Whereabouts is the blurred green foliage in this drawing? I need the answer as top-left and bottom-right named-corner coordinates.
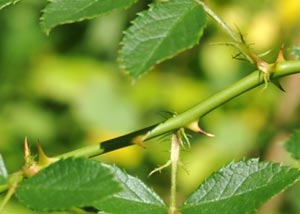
top-left (0, 0), bottom-right (300, 213)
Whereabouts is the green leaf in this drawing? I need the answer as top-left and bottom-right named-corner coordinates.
top-left (15, 158), bottom-right (122, 211)
top-left (285, 129), bottom-right (300, 161)
top-left (0, 154), bottom-right (8, 184)
top-left (41, 0), bottom-right (138, 34)
top-left (181, 159), bottom-right (300, 214)
top-left (93, 164), bottom-right (167, 214)
top-left (119, 0), bottom-right (207, 79)
top-left (0, 0), bottom-right (19, 10)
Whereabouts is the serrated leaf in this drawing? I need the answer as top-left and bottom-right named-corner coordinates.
top-left (181, 159), bottom-right (300, 214)
top-left (0, 0), bottom-right (20, 10)
top-left (41, 0), bottom-right (138, 34)
top-left (15, 158), bottom-right (122, 211)
top-left (119, 0), bottom-right (207, 78)
top-left (285, 129), bottom-right (300, 161)
top-left (93, 164), bottom-right (167, 214)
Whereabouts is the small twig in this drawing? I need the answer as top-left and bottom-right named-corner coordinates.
top-left (169, 133), bottom-right (181, 214)
top-left (148, 160), bottom-right (171, 177)
top-left (0, 172), bottom-right (23, 213)
top-left (147, 132), bottom-right (181, 214)
top-left (195, 0), bottom-right (240, 42)
top-left (195, 1), bottom-right (266, 66)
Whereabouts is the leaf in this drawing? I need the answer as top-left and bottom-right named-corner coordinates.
top-left (0, 0), bottom-right (20, 10)
top-left (181, 159), bottom-right (300, 214)
top-left (15, 158), bottom-right (122, 211)
top-left (41, 0), bottom-right (138, 34)
top-left (0, 154), bottom-right (8, 184)
top-left (285, 129), bottom-right (300, 161)
top-left (119, 0), bottom-right (207, 79)
top-left (93, 164), bottom-right (167, 214)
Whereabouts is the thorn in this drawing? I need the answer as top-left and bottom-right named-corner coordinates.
top-left (271, 79), bottom-right (285, 92)
top-left (37, 144), bottom-right (57, 167)
top-left (276, 45), bottom-right (286, 63)
top-left (23, 137), bottom-right (38, 177)
top-left (186, 121), bottom-right (215, 137)
top-left (24, 137), bottom-right (31, 164)
top-left (132, 135), bottom-right (146, 148)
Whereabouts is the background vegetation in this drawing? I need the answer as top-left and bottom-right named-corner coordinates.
top-left (0, 0), bottom-right (300, 213)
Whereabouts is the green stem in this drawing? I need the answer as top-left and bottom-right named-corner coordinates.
top-left (145, 60), bottom-right (300, 140)
top-left (57, 144), bottom-right (103, 159)
top-left (169, 134), bottom-right (180, 214)
top-left (53, 60), bottom-right (300, 158)
top-left (56, 125), bottom-right (157, 159)
top-left (0, 171), bottom-right (23, 212)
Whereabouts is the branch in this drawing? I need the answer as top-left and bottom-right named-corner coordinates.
top-left (57, 60), bottom-right (300, 159)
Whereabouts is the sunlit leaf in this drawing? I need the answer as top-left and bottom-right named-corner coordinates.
top-left (15, 158), bottom-right (121, 211)
top-left (181, 159), bottom-right (300, 214)
top-left (41, 0), bottom-right (138, 34)
top-left (94, 164), bottom-right (167, 214)
top-left (0, 0), bottom-right (20, 10)
top-left (119, 0), bottom-right (207, 78)
top-left (285, 129), bottom-right (300, 161)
